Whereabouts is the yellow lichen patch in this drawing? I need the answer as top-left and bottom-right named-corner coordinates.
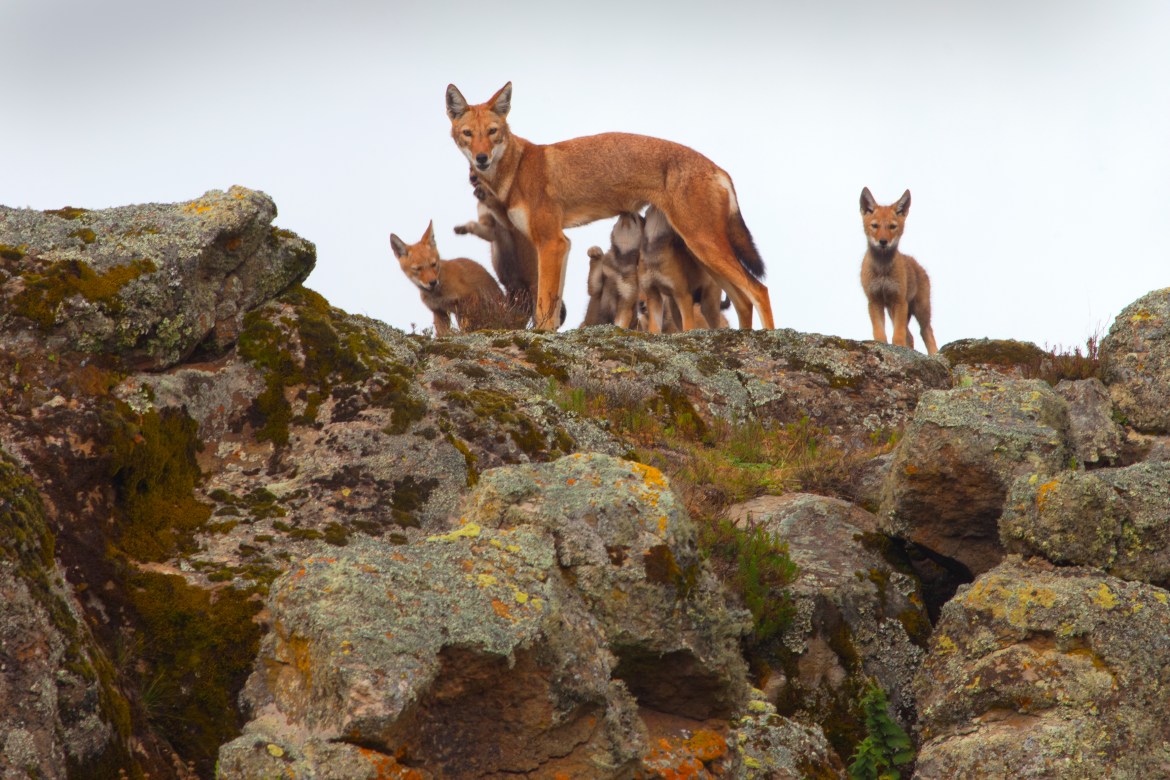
top-left (1155, 592), bottom-right (1169, 605)
top-left (477, 574), bottom-right (498, 588)
top-left (1037, 479), bottom-right (1060, 511)
top-left (935, 634), bottom-right (958, 655)
top-left (631, 461), bottom-right (668, 491)
top-left (1091, 583), bottom-right (1117, 610)
top-left (684, 730), bottom-right (728, 763)
top-left (427, 522), bottom-right (482, 542)
top-left (266, 743), bottom-right (285, 757)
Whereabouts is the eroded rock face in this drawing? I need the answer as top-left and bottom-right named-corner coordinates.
top-left (731, 494), bottom-right (927, 755)
top-left (220, 528), bottom-right (643, 779)
top-left (0, 453), bottom-right (128, 778)
top-left (221, 454), bottom-right (749, 778)
top-left (879, 379), bottom-right (1074, 578)
top-left (1000, 461), bottom-right (1170, 585)
top-left (729, 690), bottom-right (847, 779)
top-left (914, 556), bottom-right (1170, 779)
top-left (0, 187), bottom-right (314, 370)
top-left (463, 453), bottom-right (752, 721)
top-left (1100, 287), bottom-right (1170, 434)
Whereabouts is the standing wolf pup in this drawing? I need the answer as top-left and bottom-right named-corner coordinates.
top-left (859, 187), bottom-right (938, 354)
top-left (390, 221), bottom-right (507, 336)
top-left (445, 82), bottom-right (773, 331)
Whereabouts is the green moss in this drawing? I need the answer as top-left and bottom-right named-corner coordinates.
top-left (389, 475), bottom-right (438, 527)
top-left (239, 285), bottom-right (426, 443)
top-left (653, 385), bottom-right (708, 440)
top-left (514, 334), bottom-right (569, 381)
top-left (124, 570), bottom-right (261, 775)
top-left (642, 544), bottom-right (699, 599)
top-left (445, 387), bottom-right (549, 457)
top-left (105, 404), bottom-right (211, 562)
top-left (69, 227), bottom-right (97, 245)
top-left (446, 433), bottom-right (480, 486)
top-left (0, 243), bottom-right (28, 261)
top-left (323, 522), bottom-right (350, 546)
top-left (941, 338), bottom-right (1047, 368)
top-left (43, 206), bottom-right (89, 220)
top-left (12, 258), bottom-right (158, 329)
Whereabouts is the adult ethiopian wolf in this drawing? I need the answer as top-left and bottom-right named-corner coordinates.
top-left (445, 82), bottom-right (774, 331)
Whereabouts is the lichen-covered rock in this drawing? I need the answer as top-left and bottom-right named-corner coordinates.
top-left (1100, 287), bottom-right (1170, 433)
top-left (461, 327), bottom-right (951, 449)
top-left (0, 186), bottom-right (314, 370)
top-left (733, 494), bottom-right (927, 753)
top-left (222, 527), bottom-right (645, 779)
top-left (880, 379), bottom-right (1074, 577)
top-left (730, 691), bottom-right (847, 779)
top-left (0, 452), bottom-right (130, 778)
top-left (914, 556), bottom-right (1170, 779)
top-left (1000, 461), bottom-right (1170, 584)
top-left (464, 453), bottom-right (752, 720)
top-left (940, 338), bottom-right (1049, 383)
top-left (1053, 378), bottom-right (1124, 466)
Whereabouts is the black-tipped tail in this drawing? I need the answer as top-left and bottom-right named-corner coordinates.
top-left (728, 210), bottom-right (765, 281)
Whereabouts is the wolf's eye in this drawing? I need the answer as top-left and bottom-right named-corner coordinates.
top-left (888, 224), bottom-right (898, 230)
top-left (462, 129), bottom-right (472, 138)
top-left (487, 127), bottom-right (498, 136)
top-left (870, 223), bottom-right (879, 230)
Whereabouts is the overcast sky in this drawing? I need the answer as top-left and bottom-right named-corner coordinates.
top-left (4, 1), bottom-right (1168, 351)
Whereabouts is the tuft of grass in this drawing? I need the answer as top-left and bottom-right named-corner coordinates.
top-left (698, 517), bottom-right (798, 646)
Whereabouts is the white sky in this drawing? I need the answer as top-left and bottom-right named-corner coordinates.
top-left (4, 1), bottom-right (1168, 350)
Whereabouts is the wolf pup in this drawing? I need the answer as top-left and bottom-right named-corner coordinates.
top-left (390, 221), bottom-right (507, 336)
top-left (639, 205), bottom-right (726, 333)
top-left (455, 172), bottom-right (565, 328)
top-left (445, 82), bottom-right (773, 331)
top-left (581, 212), bottom-right (644, 327)
top-left (859, 187), bottom-right (938, 354)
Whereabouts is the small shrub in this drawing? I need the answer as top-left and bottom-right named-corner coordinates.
top-left (847, 680), bottom-right (914, 780)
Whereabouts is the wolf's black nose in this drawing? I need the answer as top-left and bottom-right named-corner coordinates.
top-left (475, 153), bottom-right (488, 165)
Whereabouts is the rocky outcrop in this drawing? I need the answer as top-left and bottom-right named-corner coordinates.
top-left (879, 379), bottom-right (1074, 578)
top-left (1100, 287), bottom-right (1170, 433)
top-left (914, 556), bottom-right (1170, 779)
top-left (220, 454), bottom-right (750, 777)
top-left (729, 494), bottom-right (928, 756)
top-left (1000, 461), bottom-right (1170, 584)
top-left (0, 187), bottom-right (314, 370)
top-left (9, 185), bottom-right (1170, 780)
top-left (1053, 378), bottom-right (1125, 466)
top-left (0, 452), bottom-right (131, 779)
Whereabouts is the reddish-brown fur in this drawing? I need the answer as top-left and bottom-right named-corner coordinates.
top-left (859, 187), bottom-right (938, 354)
top-left (581, 212), bottom-right (643, 328)
top-left (445, 82), bottom-right (773, 331)
top-left (390, 221), bottom-right (508, 336)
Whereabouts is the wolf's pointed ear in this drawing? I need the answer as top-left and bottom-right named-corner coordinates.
top-left (895, 190), bottom-right (911, 216)
top-left (489, 82), bottom-right (512, 118)
top-left (390, 233), bottom-right (407, 259)
top-left (860, 187), bottom-right (876, 214)
top-left (446, 84), bottom-right (469, 121)
top-left (423, 220), bottom-right (436, 247)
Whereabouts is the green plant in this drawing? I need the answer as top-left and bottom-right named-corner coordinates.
top-left (699, 518), bottom-right (798, 644)
top-left (848, 681), bottom-right (914, 780)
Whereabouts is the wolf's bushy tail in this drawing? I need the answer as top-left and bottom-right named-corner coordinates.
top-left (728, 211), bottom-right (765, 281)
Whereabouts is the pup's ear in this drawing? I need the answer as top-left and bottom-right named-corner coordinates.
top-left (446, 84), bottom-right (469, 121)
top-left (860, 187), bottom-right (876, 214)
top-left (489, 82), bottom-right (512, 118)
top-left (390, 233), bottom-right (407, 259)
top-left (424, 220), bottom-right (436, 247)
top-left (894, 190), bottom-right (911, 216)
